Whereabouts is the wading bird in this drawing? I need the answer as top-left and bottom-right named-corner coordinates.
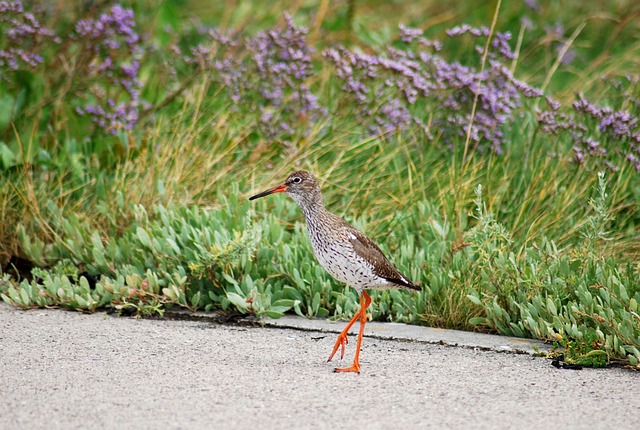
top-left (249, 171), bottom-right (419, 373)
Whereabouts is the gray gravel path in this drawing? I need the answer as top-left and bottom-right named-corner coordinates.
top-left (1, 303), bottom-right (637, 430)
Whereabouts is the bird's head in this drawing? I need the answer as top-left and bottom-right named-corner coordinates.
top-left (249, 170), bottom-right (322, 208)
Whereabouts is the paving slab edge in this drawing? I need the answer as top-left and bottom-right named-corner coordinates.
top-left (164, 310), bottom-right (551, 356)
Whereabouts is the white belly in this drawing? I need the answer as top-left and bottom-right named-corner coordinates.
top-left (309, 236), bottom-right (387, 289)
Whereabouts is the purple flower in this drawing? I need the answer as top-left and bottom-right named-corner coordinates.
top-left (373, 98), bottom-right (411, 134)
top-left (544, 23), bottom-right (564, 40)
top-left (399, 25), bottom-right (423, 43)
top-left (524, 0), bottom-right (541, 13)
top-left (0, 0), bottom-right (57, 76)
top-left (243, 14), bottom-right (325, 143)
top-left (324, 24), bottom-right (542, 151)
top-left (73, 5), bottom-right (144, 134)
top-left (446, 24), bottom-right (490, 38)
top-left (539, 83), bottom-right (640, 172)
top-left (558, 47), bottom-right (576, 65)
top-left (168, 14), bottom-right (325, 145)
top-left (521, 16), bottom-right (535, 31)
top-left (76, 5), bottom-right (138, 49)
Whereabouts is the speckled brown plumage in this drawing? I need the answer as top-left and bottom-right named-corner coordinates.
top-left (249, 170), bottom-right (419, 373)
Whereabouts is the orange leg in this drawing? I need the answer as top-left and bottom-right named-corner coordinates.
top-left (327, 305), bottom-right (362, 362)
top-left (333, 291), bottom-right (372, 374)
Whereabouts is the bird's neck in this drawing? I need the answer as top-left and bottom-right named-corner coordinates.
top-left (298, 198), bottom-right (329, 225)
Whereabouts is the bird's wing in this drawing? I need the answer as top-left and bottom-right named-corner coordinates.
top-left (344, 227), bottom-right (419, 290)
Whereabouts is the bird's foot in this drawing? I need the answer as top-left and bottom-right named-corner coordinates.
top-left (334, 362), bottom-right (360, 374)
top-left (327, 332), bottom-right (349, 362)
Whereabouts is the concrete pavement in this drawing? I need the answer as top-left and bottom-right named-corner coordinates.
top-left (1, 303), bottom-right (637, 429)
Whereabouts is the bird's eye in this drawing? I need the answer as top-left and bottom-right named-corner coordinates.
top-left (292, 177), bottom-right (302, 184)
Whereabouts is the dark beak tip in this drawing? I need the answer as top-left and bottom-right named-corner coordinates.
top-left (248, 184), bottom-right (287, 201)
top-left (248, 191), bottom-right (271, 201)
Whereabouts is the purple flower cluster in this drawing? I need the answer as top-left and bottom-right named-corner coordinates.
top-left (537, 80), bottom-right (640, 171)
top-left (446, 24), bottom-right (516, 60)
top-left (167, 24), bottom-right (244, 103)
top-left (245, 14), bottom-right (325, 144)
top-left (6, 1), bottom-right (635, 175)
top-left (0, 0), bottom-right (57, 77)
top-left (175, 27), bottom-right (236, 70)
top-left (324, 25), bottom-right (542, 152)
top-left (75, 5), bottom-right (139, 49)
top-left (172, 15), bottom-right (325, 146)
top-left (323, 46), bottom-right (424, 136)
top-left (74, 5), bottom-right (145, 134)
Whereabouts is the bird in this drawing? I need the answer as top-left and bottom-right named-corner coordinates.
top-left (249, 170), bottom-right (419, 373)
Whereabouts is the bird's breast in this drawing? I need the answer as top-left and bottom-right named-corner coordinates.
top-left (307, 226), bottom-right (386, 289)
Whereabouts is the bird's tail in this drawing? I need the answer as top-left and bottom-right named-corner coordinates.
top-left (384, 276), bottom-right (421, 291)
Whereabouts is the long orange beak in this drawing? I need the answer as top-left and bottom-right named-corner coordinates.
top-left (249, 184), bottom-right (288, 200)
